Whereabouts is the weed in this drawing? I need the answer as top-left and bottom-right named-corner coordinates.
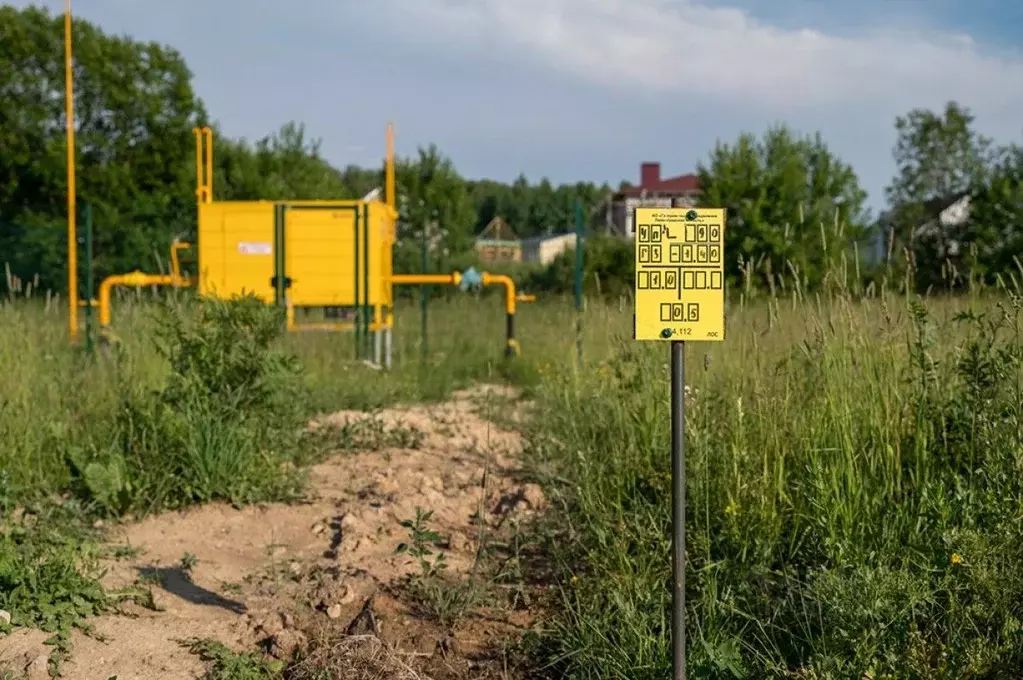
top-left (309, 416), bottom-right (426, 453)
top-left (179, 552), bottom-right (199, 573)
top-left (0, 293), bottom-right (559, 671)
top-left (183, 637), bottom-right (282, 680)
top-left (0, 507), bottom-right (110, 673)
top-left (528, 292), bottom-right (1023, 678)
top-left (395, 508), bottom-right (483, 626)
top-left (220, 582), bottom-right (244, 596)
top-left (396, 508), bottom-right (447, 577)
top-left (25, 286), bottom-right (1023, 676)
top-left (105, 544), bottom-right (143, 560)
top-left (136, 569), bottom-right (162, 587)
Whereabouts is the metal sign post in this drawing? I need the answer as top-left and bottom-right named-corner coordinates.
top-left (83, 202), bottom-right (94, 354)
top-left (633, 207), bottom-right (726, 680)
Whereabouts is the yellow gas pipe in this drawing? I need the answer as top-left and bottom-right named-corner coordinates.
top-left (390, 272), bottom-right (524, 357)
top-left (193, 127), bottom-right (213, 205)
top-left (481, 273), bottom-right (520, 356)
top-left (98, 271), bottom-right (184, 327)
top-left (170, 241), bottom-right (193, 285)
top-left (391, 273), bottom-right (463, 287)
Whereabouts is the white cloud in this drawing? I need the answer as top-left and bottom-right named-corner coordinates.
top-left (8, 0), bottom-right (1022, 207)
top-left (353, 0), bottom-right (1023, 121)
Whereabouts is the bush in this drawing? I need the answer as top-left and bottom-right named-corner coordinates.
top-left (68, 295), bottom-right (309, 515)
top-left (523, 234), bottom-right (633, 298)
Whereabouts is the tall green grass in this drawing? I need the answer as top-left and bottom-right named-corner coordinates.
top-left (5, 280), bottom-right (1023, 678)
top-left (1, 289), bottom-right (574, 668)
top-left (0, 289), bottom-right (602, 510)
top-left (528, 289), bottom-right (1023, 678)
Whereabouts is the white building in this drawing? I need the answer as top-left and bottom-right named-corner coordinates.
top-left (520, 233), bottom-right (578, 265)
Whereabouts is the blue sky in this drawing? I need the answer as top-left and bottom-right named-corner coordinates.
top-left (12, 0), bottom-right (1023, 215)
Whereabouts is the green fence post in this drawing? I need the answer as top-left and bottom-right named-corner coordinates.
top-left (362, 203), bottom-right (371, 359)
top-left (420, 223), bottom-right (429, 363)
top-left (84, 202), bottom-right (94, 354)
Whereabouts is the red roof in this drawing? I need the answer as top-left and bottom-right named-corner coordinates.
top-left (615, 162), bottom-right (701, 198)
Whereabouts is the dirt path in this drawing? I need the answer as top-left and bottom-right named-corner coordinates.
top-left (0, 385), bottom-right (543, 680)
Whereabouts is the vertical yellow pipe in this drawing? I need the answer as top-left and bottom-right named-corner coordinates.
top-left (385, 122), bottom-right (395, 210)
top-left (204, 127), bottom-right (213, 201)
top-left (64, 0), bottom-right (78, 340)
top-left (193, 128), bottom-right (203, 206)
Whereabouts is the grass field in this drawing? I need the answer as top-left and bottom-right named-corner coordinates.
top-left (3, 284), bottom-right (1023, 678)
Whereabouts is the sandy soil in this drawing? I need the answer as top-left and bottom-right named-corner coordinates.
top-left (0, 384), bottom-right (543, 680)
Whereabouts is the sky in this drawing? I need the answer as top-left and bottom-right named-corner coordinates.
top-left (11, 0), bottom-right (1023, 215)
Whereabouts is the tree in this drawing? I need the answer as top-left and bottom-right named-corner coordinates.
top-left (697, 125), bottom-right (869, 291)
top-left (0, 4), bottom-right (646, 296)
top-left (0, 5), bottom-right (387, 293)
top-left (958, 144), bottom-right (1023, 283)
top-left (213, 122), bottom-right (363, 202)
top-left (466, 176), bottom-right (611, 241)
top-left (883, 102), bottom-right (993, 287)
top-left (394, 145), bottom-right (476, 266)
top-left (0, 5), bottom-right (204, 289)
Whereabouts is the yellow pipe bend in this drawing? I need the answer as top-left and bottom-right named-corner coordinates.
top-left (170, 242), bottom-right (193, 285)
top-left (98, 271), bottom-right (181, 327)
top-left (387, 270), bottom-right (521, 356)
top-left (481, 272), bottom-right (516, 315)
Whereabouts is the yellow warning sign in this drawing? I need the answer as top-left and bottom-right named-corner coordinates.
top-left (634, 207), bottom-right (725, 342)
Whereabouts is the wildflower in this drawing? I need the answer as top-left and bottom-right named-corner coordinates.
top-left (950, 553), bottom-right (962, 565)
top-left (724, 500), bottom-right (738, 516)
top-left (570, 575), bottom-right (579, 585)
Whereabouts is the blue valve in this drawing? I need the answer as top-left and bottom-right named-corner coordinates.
top-left (459, 266), bottom-right (483, 292)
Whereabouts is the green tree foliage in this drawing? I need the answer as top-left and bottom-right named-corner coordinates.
top-left (212, 122), bottom-right (362, 202)
top-left (527, 234), bottom-right (633, 297)
top-left (883, 102), bottom-right (994, 288)
top-left (0, 4), bottom-right (612, 294)
top-left (396, 145), bottom-right (476, 254)
top-left (8, 6), bottom-right (1019, 300)
top-left (467, 175), bottom-right (611, 239)
top-left (697, 125), bottom-right (870, 290)
top-left (960, 144), bottom-right (1023, 283)
top-left (0, 5), bottom-right (204, 288)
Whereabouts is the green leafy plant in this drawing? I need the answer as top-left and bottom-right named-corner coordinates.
top-left (394, 508), bottom-right (485, 626)
top-left (396, 508), bottom-right (447, 578)
top-left (183, 638), bottom-right (283, 680)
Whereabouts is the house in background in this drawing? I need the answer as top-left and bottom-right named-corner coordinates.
top-left (605, 162), bottom-right (702, 237)
top-left (876, 192), bottom-right (973, 262)
top-left (912, 193), bottom-right (972, 258)
top-left (474, 217), bottom-right (522, 263)
top-left (521, 232), bottom-right (578, 266)
top-left (475, 216), bottom-right (580, 266)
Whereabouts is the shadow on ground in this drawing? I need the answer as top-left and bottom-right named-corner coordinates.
top-left (137, 565), bottom-right (247, 614)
